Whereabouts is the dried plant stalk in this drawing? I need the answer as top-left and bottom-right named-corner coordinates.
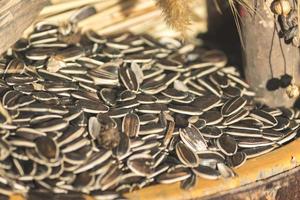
top-left (156, 0), bottom-right (195, 37)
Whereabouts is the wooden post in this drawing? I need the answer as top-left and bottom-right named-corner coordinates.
top-left (0, 0), bottom-right (49, 55)
top-left (241, 0), bottom-right (300, 107)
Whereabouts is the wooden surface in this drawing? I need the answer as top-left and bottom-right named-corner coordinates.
top-left (125, 137), bottom-right (300, 200)
top-left (8, 137), bottom-right (300, 200)
top-left (202, 165), bottom-right (300, 200)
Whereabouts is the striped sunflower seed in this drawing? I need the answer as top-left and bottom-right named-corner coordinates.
top-left (122, 113), bottom-right (140, 138)
top-left (216, 134), bottom-right (238, 156)
top-left (175, 142), bottom-right (199, 167)
top-left (180, 124), bottom-right (207, 153)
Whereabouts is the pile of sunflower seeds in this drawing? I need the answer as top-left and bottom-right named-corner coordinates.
top-left (0, 20), bottom-right (299, 200)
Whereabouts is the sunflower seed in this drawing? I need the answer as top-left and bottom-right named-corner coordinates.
top-left (190, 95), bottom-right (221, 111)
top-left (77, 99), bottom-right (109, 114)
top-left (157, 167), bottom-right (191, 184)
top-left (192, 165), bottom-right (221, 180)
top-left (226, 152), bottom-right (247, 168)
top-left (69, 6), bottom-right (97, 24)
top-left (137, 104), bottom-right (168, 114)
top-left (225, 128), bottom-right (262, 138)
top-left (276, 129), bottom-right (298, 145)
top-left (176, 142), bottom-right (199, 167)
top-left (113, 132), bottom-right (130, 159)
top-left (242, 145), bottom-right (276, 159)
top-left (74, 150), bottom-right (112, 174)
top-left (180, 125), bottom-right (207, 152)
top-left (229, 118), bottom-right (263, 131)
top-left (33, 118), bottom-right (68, 132)
top-left (35, 136), bottom-right (59, 161)
top-left (180, 172), bottom-right (196, 190)
top-left (99, 88), bottom-right (118, 106)
top-left (127, 153), bottom-right (154, 176)
top-left (0, 21), bottom-right (298, 197)
top-left (162, 88), bottom-right (188, 100)
top-left (119, 65), bottom-right (139, 92)
top-left (237, 137), bottom-right (275, 148)
top-left (199, 111), bottom-right (223, 125)
top-left (221, 96), bottom-right (247, 117)
top-left (250, 110), bottom-right (278, 127)
top-left (201, 126), bottom-right (223, 138)
top-left (122, 113), bottom-right (140, 138)
top-left (169, 104), bottom-right (203, 116)
top-left (217, 162), bottom-right (235, 178)
top-left (223, 109), bottom-right (249, 126)
top-left (216, 135), bottom-right (238, 156)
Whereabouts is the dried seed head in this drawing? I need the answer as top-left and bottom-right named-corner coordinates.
top-left (46, 56), bottom-right (66, 73)
top-left (59, 21), bottom-right (75, 36)
top-left (286, 83), bottom-right (300, 98)
top-left (59, 30), bottom-right (82, 44)
top-left (271, 0), bottom-right (291, 16)
top-left (98, 127), bottom-right (120, 149)
top-left (156, 0), bottom-right (193, 37)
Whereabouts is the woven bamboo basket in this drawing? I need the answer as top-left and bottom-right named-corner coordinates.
top-left (5, 0), bottom-right (300, 200)
top-left (25, 0), bottom-right (207, 37)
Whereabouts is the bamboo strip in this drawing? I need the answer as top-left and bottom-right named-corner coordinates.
top-left (93, 0), bottom-right (149, 12)
top-left (40, 0), bottom-right (104, 18)
top-left (38, 0), bottom-right (148, 24)
top-left (0, 0), bottom-right (10, 8)
top-left (39, 0), bottom-right (120, 22)
top-left (79, 0), bottom-right (155, 28)
top-left (127, 16), bottom-right (169, 35)
top-left (49, 0), bottom-right (66, 4)
top-left (23, 0), bottom-right (206, 37)
top-left (23, 0), bottom-right (154, 36)
top-left (118, 14), bottom-right (178, 37)
top-left (96, 9), bottom-right (161, 35)
top-left (79, 4), bottom-right (157, 31)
